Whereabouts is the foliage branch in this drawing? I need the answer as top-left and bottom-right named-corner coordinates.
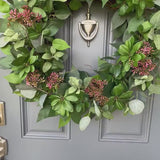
top-left (0, 0), bottom-right (160, 131)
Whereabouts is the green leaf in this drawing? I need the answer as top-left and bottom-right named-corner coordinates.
top-left (113, 65), bottom-right (121, 77)
top-left (5, 33), bottom-right (19, 42)
top-left (93, 100), bottom-right (101, 117)
top-left (39, 94), bottom-right (47, 107)
top-left (115, 101), bottom-right (124, 110)
top-left (150, 10), bottom-right (160, 28)
top-left (5, 73), bottom-right (22, 84)
top-left (13, 0), bottom-right (27, 8)
top-left (155, 0), bottom-right (160, 6)
top-left (138, 21), bottom-right (152, 33)
top-left (68, 87), bottom-right (77, 94)
top-left (54, 0), bottom-right (67, 2)
top-left (55, 4), bottom-right (71, 20)
top-left (20, 90), bottom-right (37, 99)
top-left (65, 95), bottom-right (78, 102)
top-left (12, 56), bottom-right (26, 66)
top-left (42, 53), bottom-right (53, 60)
top-left (37, 106), bottom-right (51, 122)
top-left (68, 77), bottom-right (82, 89)
top-left (59, 116), bottom-right (71, 128)
top-left (64, 100), bottom-right (73, 112)
top-left (119, 91), bottom-right (133, 99)
top-left (132, 54), bottom-right (142, 62)
top-left (14, 40), bottom-right (25, 50)
top-left (123, 61), bottom-right (130, 72)
top-left (69, 0), bottom-right (82, 10)
top-left (0, 18), bottom-right (8, 33)
top-left (103, 111), bottom-right (113, 119)
top-left (52, 39), bottom-right (70, 50)
top-left (29, 56), bottom-right (38, 64)
top-left (0, 55), bottom-right (14, 69)
top-left (112, 83), bottom-right (125, 96)
top-left (148, 84), bottom-right (160, 95)
top-left (44, 0), bottom-right (53, 13)
top-left (141, 83), bottom-right (146, 91)
top-left (119, 4), bottom-right (128, 16)
top-left (54, 103), bottom-right (66, 116)
top-left (83, 77), bottom-right (92, 88)
top-left (68, 67), bottom-right (80, 78)
top-left (119, 55), bottom-right (129, 63)
top-left (76, 103), bottom-right (84, 112)
top-left (0, 36), bottom-right (9, 47)
top-left (15, 84), bottom-right (33, 90)
top-left (118, 44), bottom-right (129, 55)
top-left (57, 83), bottom-right (69, 96)
top-left (130, 41), bottom-right (143, 55)
top-left (154, 34), bottom-right (160, 50)
top-left (102, 0), bottom-right (109, 7)
top-left (51, 99), bottom-right (60, 107)
top-left (53, 52), bottom-right (64, 60)
top-left (125, 36), bottom-right (135, 50)
top-left (4, 28), bottom-right (15, 37)
top-left (28, 0), bottom-right (37, 7)
top-left (0, 0), bottom-right (10, 13)
top-left (134, 79), bottom-right (145, 86)
top-left (32, 7), bottom-right (46, 17)
top-left (71, 111), bottom-right (81, 124)
top-left (79, 116), bottom-right (91, 131)
top-left (42, 62), bottom-right (52, 73)
top-left (127, 17), bottom-right (144, 33)
top-left (29, 32), bottom-right (40, 40)
top-left (46, 19), bottom-right (64, 36)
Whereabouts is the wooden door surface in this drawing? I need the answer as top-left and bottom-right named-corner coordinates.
top-left (0, 2), bottom-right (160, 160)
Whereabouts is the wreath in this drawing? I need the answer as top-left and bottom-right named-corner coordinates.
top-left (0, 0), bottom-right (160, 131)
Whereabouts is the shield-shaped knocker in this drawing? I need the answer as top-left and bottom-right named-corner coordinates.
top-left (79, 7), bottom-right (99, 47)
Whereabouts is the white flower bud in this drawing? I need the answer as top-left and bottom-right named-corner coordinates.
top-left (129, 99), bottom-right (145, 115)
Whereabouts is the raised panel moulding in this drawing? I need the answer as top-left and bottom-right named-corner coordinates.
top-left (20, 98), bottom-right (70, 140)
top-left (99, 95), bottom-right (154, 143)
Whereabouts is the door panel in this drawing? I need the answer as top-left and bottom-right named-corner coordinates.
top-left (99, 95), bottom-right (153, 143)
top-left (21, 100), bottom-right (70, 140)
top-left (71, 4), bottom-right (115, 74)
top-left (1, 2), bottom-right (160, 160)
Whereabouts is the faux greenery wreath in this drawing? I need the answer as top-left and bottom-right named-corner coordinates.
top-left (0, 0), bottom-right (160, 131)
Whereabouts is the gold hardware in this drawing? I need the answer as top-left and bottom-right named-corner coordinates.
top-left (0, 137), bottom-right (7, 158)
top-left (0, 102), bottom-right (5, 126)
top-left (79, 7), bottom-right (98, 47)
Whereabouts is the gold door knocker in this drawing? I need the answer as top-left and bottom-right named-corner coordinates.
top-left (79, 7), bottom-right (99, 47)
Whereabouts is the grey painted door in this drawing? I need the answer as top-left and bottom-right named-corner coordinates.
top-left (1, 3), bottom-right (160, 160)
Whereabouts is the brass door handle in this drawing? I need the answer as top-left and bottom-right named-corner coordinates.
top-left (0, 102), bottom-right (5, 126)
top-left (0, 137), bottom-right (7, 158)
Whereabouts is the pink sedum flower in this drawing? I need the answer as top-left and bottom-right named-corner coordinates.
top-left (131, 42), bottom-right (156, 76)
top-left (137, 42), bottom-right (154, 56)
top-left (46, 72), bottom-right (63, 90)
top-left (85, 79), bottom-right (108, 106)
top-left (131, 59), bottom-right (156, 76)
top-left (26, 70), bottom-right (43, 87)
top-left (8, 5), bottom-right (42, 27)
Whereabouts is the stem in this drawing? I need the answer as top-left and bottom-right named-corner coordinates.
top-left (33, 86), bottom-right (49, 94)
top-left (136, 90), bottom-right (139, 99)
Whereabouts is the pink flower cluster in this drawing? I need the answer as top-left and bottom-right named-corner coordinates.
top-left (131, 42), bottom-right (156, 76)
top-left (8, 5), bottom-right (42, 27)
top-left (85, 79), bottom-right (108, 106)
top-left (137, 42), bottom-right (154, 55)
top-left (46, 72), bottom-right (63, 90)
top-left (131, 59), bottom-right (156, 76)
top-left (26, 70), bottom-right (43, 87)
